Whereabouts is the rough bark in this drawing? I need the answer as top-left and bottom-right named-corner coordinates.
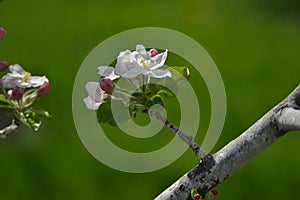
top-left (155, 84), bottom-right (300, 200)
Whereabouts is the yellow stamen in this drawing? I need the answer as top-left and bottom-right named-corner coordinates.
top-left (22, 71), bottom-right (31, 82)
top-left (140, 59), bottom-right (149, 70)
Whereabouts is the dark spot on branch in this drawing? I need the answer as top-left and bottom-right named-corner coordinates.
top-left (240, 139), bottom-right (249, 150)
top-left (179, 184), bottom-right (185, 192)
top-left (198, 185), bottom-right (208, 197)
top-left (187, 154), bottom-right (215, 179)
top-left (165, 120), bottom-right (170, 126)
top-left (295, 93), bottom-right (300, 107)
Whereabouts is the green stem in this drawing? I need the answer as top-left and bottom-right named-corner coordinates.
top-left (145, 75), bottom-right (151, 92)
top-left (142, 75), bottom-right (145, 92)
top-left (0, 105), bottom-right (14, 109)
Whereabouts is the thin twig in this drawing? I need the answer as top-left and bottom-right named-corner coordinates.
top-left (149, 110), bottom-right (207, 159)
top-left (0, 119), bottom-right (19, 139)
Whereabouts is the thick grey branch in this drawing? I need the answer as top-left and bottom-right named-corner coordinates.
top-left (149, 110), bottom-right (207, 159)
top-left (275, 107), bottom-right (300, 131)
top-left (155, 84), bottom-right (300, 200)
top-left (0, 119), bottom-right (19, 139)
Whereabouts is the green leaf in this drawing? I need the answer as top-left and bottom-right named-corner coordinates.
top-left (131, 91), bottom-right (150, 98)
top-left (22, 89), bottom-right (38, 108)
top-left (143, 94), bottom-right (165, 111)
top-left (31, 107), bottom-right (51, 118)
top-left (169, 66), bottom-right (190, 88)
top-left (0, 105), bottom-right (14, 109)
top-left (157, 86), bottom-right (175, 98)
top-left (151, 94), bottom-right (164, 106)
top-left (170, 66), bottom-right (190, 80)
top-left (129, 104), bottom-right (139, 118)
top-left (97, 100), bottom-right (128, 126)
top-left (0, 94), bottom-right (11, 104)
top-left (97, 102), bottom-right (116, 126)
top-left (191, 189), bottom-right (198, 199)
top-left (147, 83), bottom-right (176, 98)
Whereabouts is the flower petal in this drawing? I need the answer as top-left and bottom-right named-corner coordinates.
top-left (121, 66), bottom-right (148, 78)
top-left (1, 75), bottom-right (18, 88)
top-left (149, 49), bottom-right (168, 70)
top-left (147, 69), bottom-right (172, 78)
top-left (9, 64), bottom-right (24, 73)
top-left (83, 96), bottom-right (101, 110)
top-left (115, 50), bottom-right (141, 78)
top-left (8, 71), bottom-right (23, 78)
top-left (135, 44), bottom-right (150, 60)
top-left (27, 76), bottom-right (49, 88)
top-left (98, 66), bottom-right (119, 80)
top-left (85, 81), bottom-right (103, 103)
top-left (15, 80), bottom-right (31, 88)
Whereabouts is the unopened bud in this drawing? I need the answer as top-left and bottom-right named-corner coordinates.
top-left (150, 48), bottom-right (159, 57)
top-left (11, 87), bottom-right (24, 99)
top-left (99, 78), bottom-right (115, 92)
top-left (38, 81), bottom-right (50, 95)
top-left (207, 189), bottom-right (219, 199)
top-left (210, 189), bottom-right (218, 196)
top-left (0, 61), bottom-right (9, 72)
top-left (194, 193), bottom-right (202, 200)
top-left (0, 27), bottom-right (7, 40)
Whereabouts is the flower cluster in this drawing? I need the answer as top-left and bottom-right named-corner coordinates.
top-left (84, 44), bottom-right (190, 126)
top-left (1, 64), bottom-right (49, 92)
top-left (84, 44), bottom-right (171, 110)
top-left (0, 27), bottom-right (50, 132)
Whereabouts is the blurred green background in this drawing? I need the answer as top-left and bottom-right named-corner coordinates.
top-left (1, 0), bottom-right (300, 199)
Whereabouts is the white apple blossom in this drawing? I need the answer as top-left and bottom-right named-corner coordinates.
top-left (83, 82), bottom-right (105, 110)
top-left (114, 44), bottom-right (171, 79)
top-left (2, 64), bottom-right (49, 88)
top-left (98, 66), bottom-right (120, 80)
top-left (84, 67), bottom-right (120, 110)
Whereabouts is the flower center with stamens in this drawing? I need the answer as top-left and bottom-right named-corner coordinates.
top-left (140, 59), bottom-right (150, 70)
top-left (22, 71), bottom-right (31, 82)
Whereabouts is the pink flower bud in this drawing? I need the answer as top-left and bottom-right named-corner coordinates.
top-left (0, 27), bottom-right (7, 40)
top-left (38, 81), bottom-right (50, 95)
top-left (210, 189), bottom-right (218, 196)
top-left (0, 61), bottom-right (9, 72)
top-left (150, 48), bottom-right (159, 57)
top-left (194, 193), bottom-right (202, 200)
top-left (99, 78), bottom-right (115, 92)
top-left (11, 87), bottom-right (24, 99)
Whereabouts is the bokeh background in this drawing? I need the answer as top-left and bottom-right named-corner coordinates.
top-left (1, 0), bottom-right (300, 199)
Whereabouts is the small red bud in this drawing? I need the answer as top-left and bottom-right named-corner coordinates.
top-left (194, 194), bottom-right (202, 200)
top-left (150, 48), bottom-right (159, 57)
top-left (210, 189), bottom-right (218, 196)
top-left (38, 81), bottom-right (50, 95)
top-left (11, 87), bottom-right (24, 99)
top-left (99, 78), bottom-right (115, 92)
top-left (0, 61), bottom-right (9, 72)
top-left (0, 27), bottom-right (7, 40)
